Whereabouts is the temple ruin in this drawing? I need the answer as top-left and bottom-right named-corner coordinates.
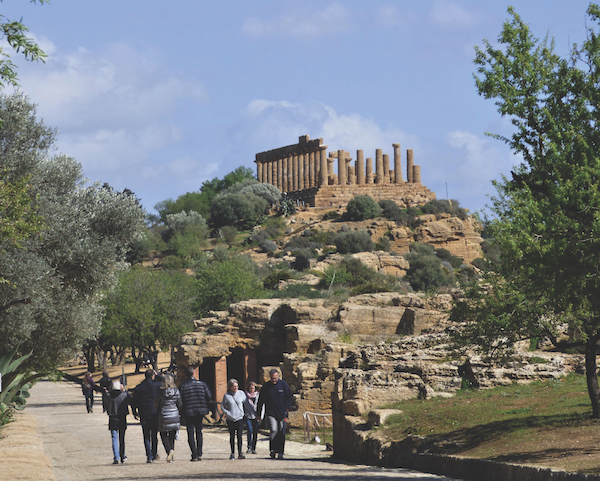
top-left (255, 135), bottom-right (436, 208)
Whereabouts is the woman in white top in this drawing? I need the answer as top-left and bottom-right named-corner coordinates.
top-left (221, 378), bottom-right (255, 459)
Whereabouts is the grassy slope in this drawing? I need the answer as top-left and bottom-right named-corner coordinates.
top-left (379, 373), bottom-right (600, 474)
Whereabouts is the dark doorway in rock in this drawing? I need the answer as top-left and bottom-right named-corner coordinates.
top-left (199, 357), bottom-right (216, 398)
top-left (227, 347), bottom-right (246, 387)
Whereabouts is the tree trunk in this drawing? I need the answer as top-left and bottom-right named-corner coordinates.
top-left (83, 345), bottom-right (96, 373)
top-left (585, 333), bottom-right (600, 418)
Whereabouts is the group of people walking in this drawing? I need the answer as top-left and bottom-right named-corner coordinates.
top-left (84, 366), bottom-right (292, 464)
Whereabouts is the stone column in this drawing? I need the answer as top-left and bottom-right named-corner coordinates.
top-left (277, 158), bottom-right (283, 190)
top-left (286, 155), bottom-right (293, 192)
top-left (366, 157), bottom-right (374, 184)
top-left (393, 143), bottom-right (403, 183)
top-left (272, 161), bottom-right (277, 187)
top-left (308, 152), bottom-right (315, 188)
top-left (356, 150), bottom-right (365, 185)
top-left (337, 149), bottom-right (347, 185)
top-left (267, 160), bottom-right (272, 185)
top-left (348, 165), bottom-right (355, 185)
top-left (413, 165), bottom-right (421, 184)
top-left (383, 154), bottom-right (390, 184)
top-left (375, 149), bottom-right (384, 184)
top-left (319, 146), bottom-right (328, 186)
top-left (292, 154), bottom-right (298, 191)
top-left (303, 153), bottom-right (309, 189)
top-left (298, 154), bottom-right (305, 190)
top-left (407, 149), bottom-right (414, 183)
top-left (257, 161), bottom-right (263, 184)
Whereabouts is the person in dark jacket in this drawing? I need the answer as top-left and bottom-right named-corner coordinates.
top-left (107, 380), bottom-right (132, 464)
top-left (98, 370), bottom-right (112, 413)
top-left (156, 373), bottom-right (182, 462)
top-left (132, 369), bottom-right (162, 463)
top-left (257, 369), bottom-right (293, 460)
top-left (178, 365), bottom-right (212, 461)
top-left (82, 372), bottom-right (96, 413)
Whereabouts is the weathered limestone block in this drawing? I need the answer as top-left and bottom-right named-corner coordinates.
top-left (338, 304), bottom-right (406, 336)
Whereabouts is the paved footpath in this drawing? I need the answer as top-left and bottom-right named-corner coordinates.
top-left (27, 379), bottom-right (461, 481)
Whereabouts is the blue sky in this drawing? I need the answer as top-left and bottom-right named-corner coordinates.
top-left (2, 1), bottom-right (595, 215)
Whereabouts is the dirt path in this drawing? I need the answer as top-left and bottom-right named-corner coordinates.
top-left (27, 379), bottom-right (460, 481)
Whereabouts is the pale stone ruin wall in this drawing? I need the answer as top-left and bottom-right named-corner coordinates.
top-left (254, 135), bottom-right (435, 208)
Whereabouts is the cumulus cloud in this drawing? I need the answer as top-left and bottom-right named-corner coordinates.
top-left (8, 41), bottom-right (210, 209)
top-left (241, 3), bottom-right (351, 38)
top-left (233, 99), bottom-right (416, 159)
top-left (430, 0), bottom-right (481, 28)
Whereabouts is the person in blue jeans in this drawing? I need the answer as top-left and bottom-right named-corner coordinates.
top-left (257, 369), bottom-right (293, 460)
top-left (245, 381), bottom-right (260, 454)
top-left (132, 369), bottom-right (163, 463)
top-left (107, 380), bottom-right (132, 464)
top-left (178, 365), bottom-right (212, 461)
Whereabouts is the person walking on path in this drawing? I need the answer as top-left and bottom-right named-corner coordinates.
top-left (156, 373), bottom-right (182, 463)
top-left (245, 381), bottom-right (261, 454)
top-left (98, 369), bottom-right (112, 413)
top-left (132, 369), bottom-right (163, 463)
top-left (221, 379), bottom-right (255, 460)
top-left (82, 372), bottom-right (96, 413)
top-left (257, 369), bottom-right (293, 460)
top-left (178, 365), bottom-right (212, 462)
top-left (107, 380), bottom-right (132, 464)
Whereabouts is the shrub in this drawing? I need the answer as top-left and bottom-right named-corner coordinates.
top-left (269, 283), bottom-right (324, 299)
top-left (334, 230), bottom-right (374, 254)
top-left (263, 264), bottom-right (293, 289)
top-left (378, 200), bottom-right (412, 226)
top-left (408, 242), bottom-right (435, 256)
top-left (435, 248), bottom-right (463, 268)
top-left (309, 229), bottom-right (337, 246)
top-left (239, 183), bottom-right (282, 205)
top-left (420, 199), bottom-right (468, 220)
top-left (163, 210), bottom-right (208, 243)
top-left (375, 236), bottom-right (391, 252)
top-left (404, 244), bottom-right (454, 292)
top-left (322, 210), bottom-right (340, 221)
top-left (259, 239), bottom-right (277, 253)
top-left (220, 225), bottom-right (238, 246)
top-left (346, 195), bottom-right (382, 221)
top-left (293, 252), bottom-right (312, 271)
top-left (169, 224), bottom-right (208, 257)
top-left (210, 192), bottom-right (267, 228)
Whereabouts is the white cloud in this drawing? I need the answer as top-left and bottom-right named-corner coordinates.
top-left (430, 0), bottom-right (480, 28)
top-left (242, 3), bottom-right (351, 38)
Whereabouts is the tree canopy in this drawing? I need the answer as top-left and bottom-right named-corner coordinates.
top-left (0, 93), bottom-right (146, 370)
top-left (0, 0), bottom-right (48, 89)
top-left (452, 4), bottom-right (600, 417)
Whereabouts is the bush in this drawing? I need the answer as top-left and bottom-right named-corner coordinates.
top-left (378, 200), bottom-right (414, 227)
top-left (322, 210), bottom-right (340, 221)
top-left (220, 225), bottom-right (238, 246)
top-left (263, 264), bottom-right (293, 289)
top-left (239, 183), bottom-right (282, 205)
top-left (169, 224), bottom-right (208, 257)
top-left (163, 210), bottom-right (208, 243)
top-left (293, 252), bottom-right (312, 271)
top-left (375, 236), bottom-right (391, 252)
top-left (259, 239), bottom-right (277, 253)
top-left (346, 195), bottom-right (382, 221)
top-left (404, 243), bottom-right (454, 292)
top-left (269, 283), bottom-right (324, 299)
top-left (421, 199), bottom-right (468, 220)
top-left (435, 248), bottom-right (463, 268)
top-left (210, 192), bottom-right (267, 228)
top-left (334, 230), bottom-right (374, 254)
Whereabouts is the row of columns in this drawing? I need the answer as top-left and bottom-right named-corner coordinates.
top-left (256, 143), bottom-right (421, 192)
top-left (256, 146), bottom-right (329, 192)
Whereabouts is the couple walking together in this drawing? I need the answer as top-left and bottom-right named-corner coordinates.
top-left (221, 369), bottom-right (292, 460)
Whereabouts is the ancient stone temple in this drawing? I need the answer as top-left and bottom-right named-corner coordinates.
top-left (255, 135), bottom-right (436, 208)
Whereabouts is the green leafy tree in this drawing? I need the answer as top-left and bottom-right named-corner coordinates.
top-left (0, 93), bottom-right (145, 370)
top-left (346, 195), bottom-right (381, 221)
top-left (195, 254), bottom-right (264, 315)
top-left (100, 267), bottom-right (196, 372)
top-left (452, 5), bottom-right (600, 417)
top-left (0, 1), bottom-right (48, 89)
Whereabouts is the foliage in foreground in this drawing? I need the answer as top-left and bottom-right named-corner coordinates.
top-left (452, 4), bottom-right (600, 418)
